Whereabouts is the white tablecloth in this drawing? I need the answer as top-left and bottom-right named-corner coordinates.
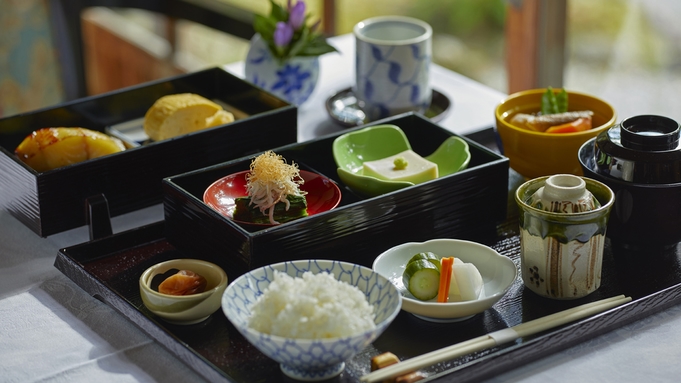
top-left (2, 34), bottom-right (681, 383)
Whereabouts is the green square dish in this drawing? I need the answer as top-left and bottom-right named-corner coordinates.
top-left (332, 124), bottom-right (471, 197)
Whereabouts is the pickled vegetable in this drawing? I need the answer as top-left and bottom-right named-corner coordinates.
top-left (437, 257), bottom-right (454, 303)
top-left (402, 260), bottom-right (440, 300)
top-left (407, 252), bottom-right (441, 271)
top-left (449, 263), bottom-right (483, 301)
top-left (158, 270), bottom-right (207, 296)
top-left (14, 127), bottom-right (125, 172)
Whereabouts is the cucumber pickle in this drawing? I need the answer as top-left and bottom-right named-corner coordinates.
top-left (402, 259), bottom-right (440, 300)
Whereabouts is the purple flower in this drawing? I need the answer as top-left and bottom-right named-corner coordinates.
top-left (273, 21), bottom-right (294, 47)
top-left (288, 1), bottom-right (306, 30)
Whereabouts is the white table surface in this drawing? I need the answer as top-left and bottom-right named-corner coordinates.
top-left (2, 34), bottom-right (681, 383)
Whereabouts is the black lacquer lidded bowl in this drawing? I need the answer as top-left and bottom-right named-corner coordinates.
top-left (579, 115), bottom-right (681, 249)
top-left (593, 115), bottom-right (681, 183)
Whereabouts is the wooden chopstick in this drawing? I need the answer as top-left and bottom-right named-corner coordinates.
top-left (360, 294), bottom-right (632, 382)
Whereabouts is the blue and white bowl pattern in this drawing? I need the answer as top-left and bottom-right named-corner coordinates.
top-left (222, 259), bottom-right (402, 381)
top-left (245, 34), bottom-right (320, 106)
top-left (355, 43), bottom-right (431, 121)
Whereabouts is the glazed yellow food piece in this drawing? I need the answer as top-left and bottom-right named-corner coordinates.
top-left (15, 127), bottom-right (126, 172)
top-left (362, 150), bottom-right (438, 184)
top-left (143, 93), bottom-right (235, 141)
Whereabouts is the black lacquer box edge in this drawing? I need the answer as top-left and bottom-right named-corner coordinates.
top-left (0, 67), bottom-right (297, 237)
top-left (162, 113), bottom-right (510, 281)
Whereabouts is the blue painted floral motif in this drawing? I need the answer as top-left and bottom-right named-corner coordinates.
top-left (245, 34), bottom-right (319, 105)
top-left (388, 62), bottom-right (402, 84)
top-left (272, 63), bottom-right (311, 97)
top-left (356, 39), bottom-right (431, 121)
top-left (221, 259), bottom-right (402, 381)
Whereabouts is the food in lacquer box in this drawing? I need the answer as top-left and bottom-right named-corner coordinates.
top-left (143, 93), bottom-right (234, 141)
top-left (157, 269), bottom-right (208, 296)
top-left (247, 271), bottom-right (376, 339)
top-left (14, 127), bottom-right (126, 172)
top-left (232, 151), bottom-right (308, 225)
top-left (402, 252), bottom-right (483, 303)
top-left (510, 87), bottom-right (594, 133)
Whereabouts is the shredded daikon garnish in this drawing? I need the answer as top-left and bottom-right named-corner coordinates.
top-left (245, 151), bottom-right (306, 224)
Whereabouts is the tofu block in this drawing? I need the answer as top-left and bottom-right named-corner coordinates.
top-left (362, 150), bottom-right (438, 184)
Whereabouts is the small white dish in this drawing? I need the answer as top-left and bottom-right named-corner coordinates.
top-left (373, 239), bottom-right (517, 322)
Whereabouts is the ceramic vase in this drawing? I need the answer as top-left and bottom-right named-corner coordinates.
top-left (516, 175), bottom-right (614, 300)
top-left (244, 34), bottom-right (319, 106)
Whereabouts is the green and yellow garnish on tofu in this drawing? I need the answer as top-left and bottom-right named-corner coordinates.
top-left (393, 156), bottom-right (408, 170)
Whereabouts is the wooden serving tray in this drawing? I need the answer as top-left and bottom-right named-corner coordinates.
top-left (54, 129), bottom-right (681, 382)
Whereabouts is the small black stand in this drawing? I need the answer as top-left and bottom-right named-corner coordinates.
top-left (86, 194), bottom-right (113, 241)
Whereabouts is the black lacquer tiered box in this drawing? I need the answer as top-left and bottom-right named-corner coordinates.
top-left (0, 67), bottom-right (297, 237)
top-left (162, 113), bottom-right (510, 280)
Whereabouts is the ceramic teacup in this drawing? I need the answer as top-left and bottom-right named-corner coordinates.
top-left (516, 175), bottom-right (614, 300)
top-left (354, 16), bottom-right (432, 121)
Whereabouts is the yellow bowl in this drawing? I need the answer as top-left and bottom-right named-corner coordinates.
top-left (495, 89), bottom-right (616, 179)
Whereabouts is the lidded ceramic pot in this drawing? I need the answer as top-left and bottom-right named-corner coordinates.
top-left (527, 174), bottom-right (601, 213)
top-left (579, 115), bottom-right (681, 249)
top-left (516, 175), bottom-right (614, 300)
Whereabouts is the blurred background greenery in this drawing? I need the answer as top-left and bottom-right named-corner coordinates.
top-left (7, 0), bottom-right (680, 121)
top-left (199, 0), bottom-right (678, 121)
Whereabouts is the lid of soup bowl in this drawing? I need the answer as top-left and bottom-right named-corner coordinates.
top-left (593, 115), bottom-right (681, 183)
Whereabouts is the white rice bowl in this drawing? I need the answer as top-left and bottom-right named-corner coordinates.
top-left (248, 271), bottom-right (377, 339)
top-left (221, 259), bottom-right (402, 381)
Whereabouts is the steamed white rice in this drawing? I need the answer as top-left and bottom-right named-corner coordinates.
top-left (247, 271), bottom-right (376, 339)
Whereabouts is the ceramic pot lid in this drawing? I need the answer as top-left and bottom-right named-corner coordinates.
top-left (593, 115), bottom-right (681, 183)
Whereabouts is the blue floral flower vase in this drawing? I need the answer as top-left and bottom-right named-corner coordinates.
top-left (245, 34), bottom-right (319, 106)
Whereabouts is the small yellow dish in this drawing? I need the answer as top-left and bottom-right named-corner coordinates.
top-left (495, 89), bottom-right (616, 179)
top-left (139, 259), bottom-right (228, 325)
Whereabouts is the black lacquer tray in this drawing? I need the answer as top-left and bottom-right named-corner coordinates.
top-left (0, 67), bottom-right (296, 237)
top-left (55, 128), bottom-right (681, 383)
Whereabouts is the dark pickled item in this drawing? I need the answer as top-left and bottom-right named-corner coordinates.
top-left (233, 195), bottom-right (308, 224)
top-left (158, 270), bottom-right (208, 296)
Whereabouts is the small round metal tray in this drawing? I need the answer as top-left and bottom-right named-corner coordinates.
top-left (325, 88), bottom-right (452, 127)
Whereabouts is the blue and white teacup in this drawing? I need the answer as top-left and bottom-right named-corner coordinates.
top-left (354, 16), bottom-right (432, 121)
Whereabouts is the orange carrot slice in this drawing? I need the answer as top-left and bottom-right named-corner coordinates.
top-left (437, 257), bottom-right (454, 303)
top-left (545, 117), bottom-right (592, 133)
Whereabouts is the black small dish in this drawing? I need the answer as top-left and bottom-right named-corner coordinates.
top-left (325, 88), bottom-right (451, 127)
